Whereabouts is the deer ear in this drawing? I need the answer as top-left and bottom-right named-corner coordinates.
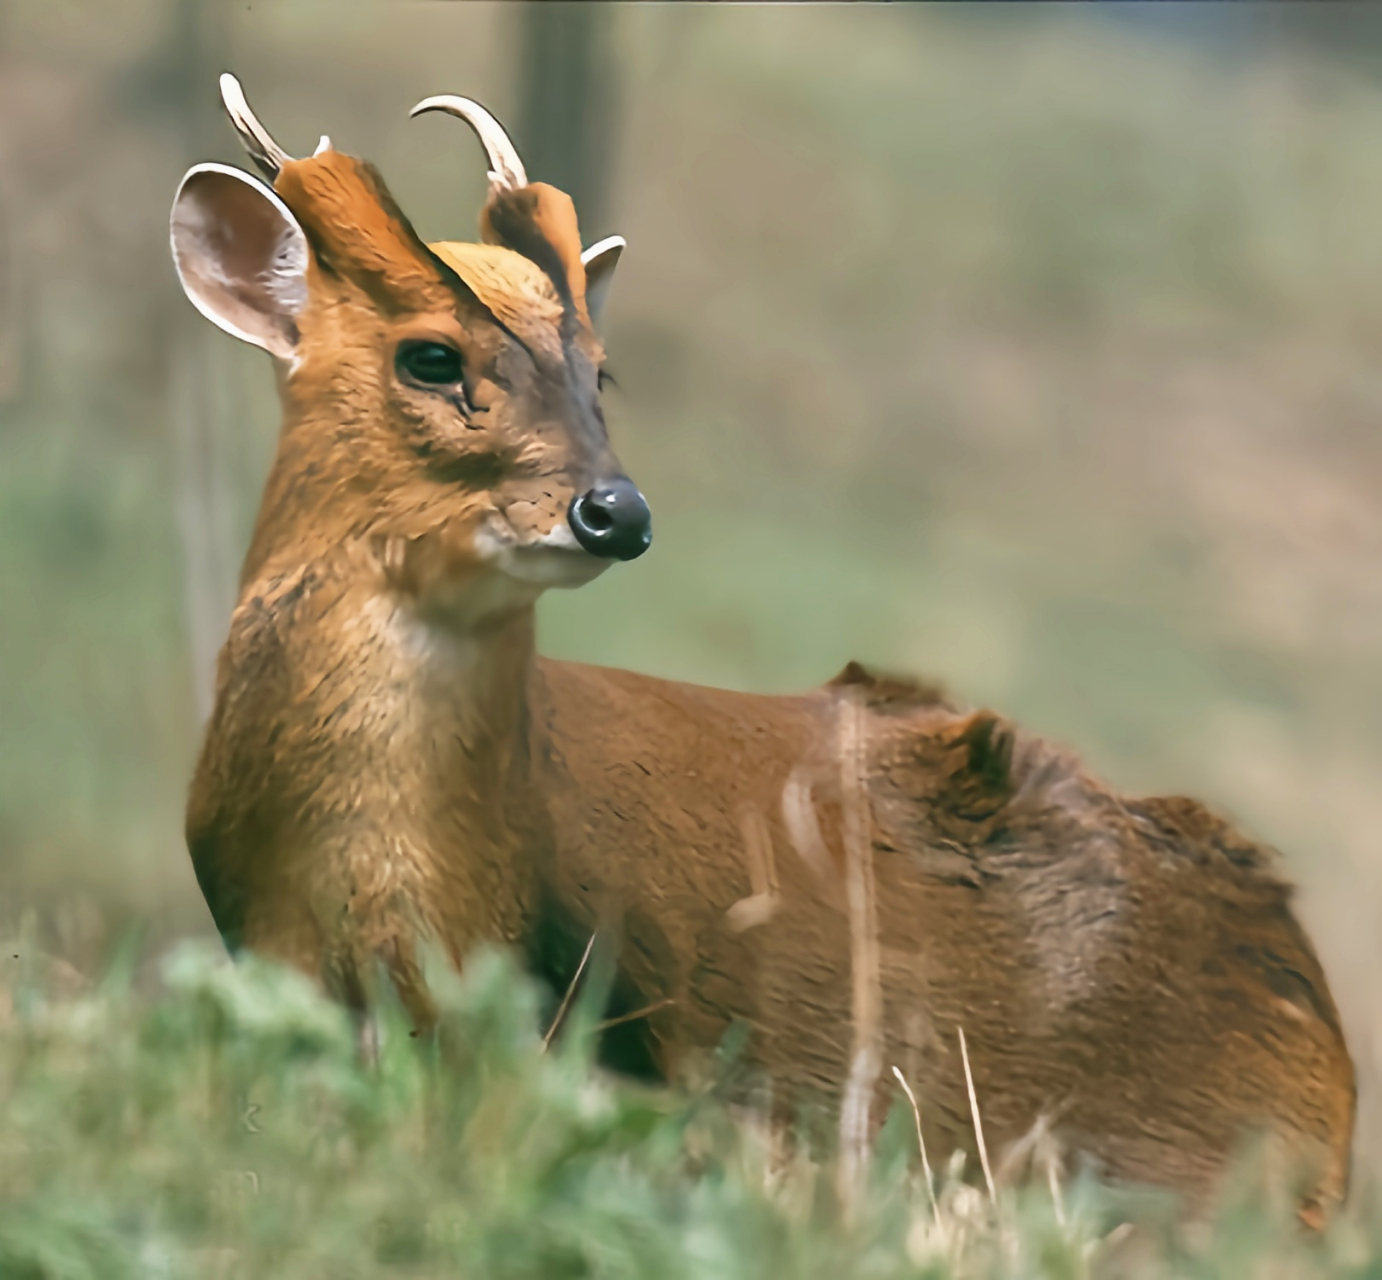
top-left (580, 235), bottom-right (624, 331)
top-left (170, 162), bottom-right (309, 359)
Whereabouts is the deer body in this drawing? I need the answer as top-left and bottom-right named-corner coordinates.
top-left (174, 77), bottom-right (1354, 1220)
top-left (533, 659), bottom-right (1353, 1201)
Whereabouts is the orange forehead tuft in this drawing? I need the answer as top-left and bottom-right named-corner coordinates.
top-left (429, 240), bottom-right (573, 359)
top-left (482, 183), bottom-right (591, 328)
top-left (274, 151), bottom-right (450, 314)
top-left (430, 242), bottom-right (561, 327)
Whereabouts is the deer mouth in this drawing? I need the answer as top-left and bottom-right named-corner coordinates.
top-left (474, 519), bottom-right (610, 589)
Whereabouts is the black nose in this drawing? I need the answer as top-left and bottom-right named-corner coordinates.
top-left (568, 478), bottom-right (652, 561)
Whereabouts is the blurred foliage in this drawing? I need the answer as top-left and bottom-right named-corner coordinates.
top-left (2, 0), bottom-right (1382, 1202)
top-left (1, 937), bottom-right (1379, 1280)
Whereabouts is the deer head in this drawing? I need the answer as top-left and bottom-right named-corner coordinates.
top-left (169, 75), bottom-right (649, 629)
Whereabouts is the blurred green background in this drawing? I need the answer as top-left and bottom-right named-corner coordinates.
top-left (1, 0), bottom-right (1379, 1180)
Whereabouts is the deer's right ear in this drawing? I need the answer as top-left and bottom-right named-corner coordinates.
top-left (581, 235), bottom-right (624, 331)
top-left (170, 162), bottom-right (309, 359)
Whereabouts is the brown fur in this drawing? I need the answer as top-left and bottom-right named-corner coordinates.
top-left (184, 144), bottom-right (1355, 1223)
top-left (482, 183), bottom-right (591, 323)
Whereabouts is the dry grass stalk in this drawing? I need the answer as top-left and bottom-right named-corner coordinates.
top-left (836, 687), bottom-right (883, 1215)
top-left (595, 997), bottom-right (675, 1033)
top-left (958, 1026), bottom-right (996, 1203)
top-left (1045, 1150), bottom-right (1067, 1230)
top-left (541, 932), bottom-right (597, 1051)
top-left (892, 1064), bottom-right (940, 1218)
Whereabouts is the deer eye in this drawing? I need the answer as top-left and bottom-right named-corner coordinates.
top-left (397, 340), bottom-right (464, 385)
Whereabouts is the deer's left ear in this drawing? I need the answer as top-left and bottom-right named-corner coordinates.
top-left (170, 162), bottom-right (310, 359)
top-left (581, 235), bottom-right (624, 331)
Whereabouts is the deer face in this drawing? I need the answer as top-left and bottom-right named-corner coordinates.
top-left (169, 81), bottom-right (648, 625)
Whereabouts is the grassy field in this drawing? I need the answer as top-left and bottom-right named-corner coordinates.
top-left (2, 935), bottom-right (1378, 1280)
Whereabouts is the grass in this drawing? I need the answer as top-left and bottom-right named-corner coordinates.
top-left (1, 932), bottom-right (1377, 1280)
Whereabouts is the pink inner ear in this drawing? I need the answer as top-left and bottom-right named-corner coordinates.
top-left (171, 166), bottom-right (307, 356)
top-left (198, 177), bottom-right (296, 307)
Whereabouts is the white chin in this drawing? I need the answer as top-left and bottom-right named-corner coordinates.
top-left (479, 525), bottom-right (609, 588)
top-left (502, 545), bottom-right (608, 588)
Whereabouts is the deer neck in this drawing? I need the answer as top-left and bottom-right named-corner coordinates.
top-left (338, 582), bottom-right (546, 951)
top-left (301, 566), bottom-right (543, 835)
top-left (214, 532), bottom-right (547, 962)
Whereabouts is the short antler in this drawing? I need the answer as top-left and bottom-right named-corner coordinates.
top-left (409, 95), bottom-right (528, 192)
top-left (219, 73), bottom-right (293, 181)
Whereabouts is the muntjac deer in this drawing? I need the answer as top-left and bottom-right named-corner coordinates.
top-left (172, 75), bottom-right (1354, 1223)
